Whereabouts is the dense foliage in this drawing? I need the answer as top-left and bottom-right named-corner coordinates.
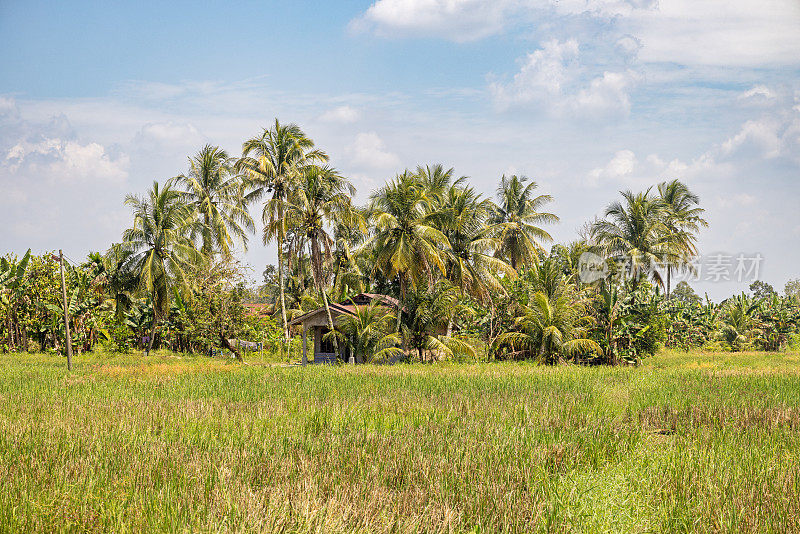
top-left (2, 119), bottom-right (798, 363)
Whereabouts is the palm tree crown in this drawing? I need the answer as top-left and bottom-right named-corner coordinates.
top-left (176, 144), bottom-right (253, 258)
top-left (491, 175), bottom-right (559, 271)
top-left (592, 188), bottom-right (670, 289)
top-left (366, 171), bottom-right (450, 301)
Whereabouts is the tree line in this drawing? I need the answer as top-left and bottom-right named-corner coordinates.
top-left (2, 119), bottom-right (799, 362)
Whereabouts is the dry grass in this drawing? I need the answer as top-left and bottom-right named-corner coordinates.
top-left (1, 349), bottom-right (799, 532)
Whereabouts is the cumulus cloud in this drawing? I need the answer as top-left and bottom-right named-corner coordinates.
top-left (586, 149), bottom-right (637, 186)
top-left (2, 109), bottom-right (129, 185)
top-left (490, 39), bottom-right (637, 117)
top-left (586, 97), bottom-right (800, 191)
top-left (347, 132), bottom-right (401, 169)
top-left (320, 105), bottom-right (361, 123)
top-left (719, 110), bottom-right (800, 163)
top-left (4, 138), bottom-right (129, 184)
top-left (586, 147), bottom-right (720, 188)
top-left (716, 193), bottom-right (756, 208)
top-left (350, 0), bottom-right (516, 42)
top-left (0, 95), bottom-right (133, 255)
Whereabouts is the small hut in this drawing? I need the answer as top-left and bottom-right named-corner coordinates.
top-left (288, 293), bottom-right (401, 364)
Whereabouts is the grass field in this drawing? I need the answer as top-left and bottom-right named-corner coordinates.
top-left (1, 350), bottom-right (799, 533)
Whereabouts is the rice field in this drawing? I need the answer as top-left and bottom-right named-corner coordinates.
top-left (1, 349), bottom-right (799, 533)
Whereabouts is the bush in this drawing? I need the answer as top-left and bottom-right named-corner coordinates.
top-left (701, 340), bottom-right (731, 352)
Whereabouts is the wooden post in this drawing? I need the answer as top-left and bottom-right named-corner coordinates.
top-left (301, 326), bottom-right (308, 365)
top-left (58, 250), bottom-right (73, 371)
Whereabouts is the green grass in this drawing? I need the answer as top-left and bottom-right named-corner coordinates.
top-left (1, 349), bottom-right (799, 533)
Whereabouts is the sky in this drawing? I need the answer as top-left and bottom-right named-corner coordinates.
top-left (1, 0), bottom-right (798, 301)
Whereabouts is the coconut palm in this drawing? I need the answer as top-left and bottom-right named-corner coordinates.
top-left (657, 179), bottom-right (707, 298)
top-left (414, 163), bottom-right (465, 206)
top-left (176, 145), bottom-right (254, 258)
top-left (330, 215), bottom-right (368, 301)
top-left (438, 185), bottom-right (514, 305)
top-left (366, 171), bottom-right (451, 328)
top-left (719, 292), bottom-right (760, 351)
top-left (592, 189), bottom-right (671, 294)
top-left (400, 280), bottom-right (476, 362)
top-left (332, 301), bottom-right (402, 363)
top-left (237, 119), bottom-right (327, 346)
top-left (495, 278), bottom-right (600, 364)
top-left (491, 175), bottom-right (559, 271)
top-left (284, 165), bottom-right (363, 360)
top-left (98, 244), bottom-right (138, 321)
top-left (121, 180), bottom-right (201, 354)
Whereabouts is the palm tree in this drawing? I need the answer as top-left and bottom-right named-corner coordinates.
top-left (720, 292), bottom-right (760, 351)
top-left (332, 301), bottom-right (402, 363)
top-left (414, 163), bottom-right (465, 206)
top-left (330, 216), bottom-right (367, 301)
top-left (99, 244), bottom-right (138, 321)
top-left (495, 273), bottom-right (600, 364)
top-left (491, 175), bottom-right (559, 271)
top-left (121, 180), bottom-right (201, 354)
top-left (592, 189), bottom-right (670, 294)
top-left (401, 280), bottom-right (476, 362)
top-left (657, 179), bottom-right (707, 298)
top-left (237, 119), bottom-right (327, 347)
top-left (176, 145), bottom-right (254, 258)
top-left (366, 171), bottom-right (451, 329)
top-left (438, 185), bottom-right (514, 305)
top-left (284, 165), bottom-right (363, 361)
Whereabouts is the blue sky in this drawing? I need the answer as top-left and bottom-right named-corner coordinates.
top-left (1, 0), bottom-right (799, 300)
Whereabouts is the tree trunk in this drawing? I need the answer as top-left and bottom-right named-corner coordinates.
top-left (147, 319), bottom-right (156, 356)
top-left (147, 288), bottom-right (157, 356)
top-left (221, 335), bottom-right (243, 362)
top-left (666, 266), bottom-right (672, 299)
top-left (311, 239), bottom-right (340, 362)
top-left (320, 289), bottom-right (341, 362)
top-left (202, 213), bottom-right (212, 258)
top-left (396, 276), bottom-right (405, 333)
top-left (277, 233), bottom-right (290, 350)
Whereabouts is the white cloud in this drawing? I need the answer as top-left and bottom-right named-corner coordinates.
top-left (353, 0), bottom-right (800, 68)
top-left (719, 110), bottom-right (800, 163)
top-left (351, 0), bottom-right (659, 42)
top-left (490, 39), bottom-right (637, 117)
top-left (347, 132), bottom-right (401, 169)
top-left (320, 105), bottom-right (361, 123)
top-left (574, 71), bottom-right (636, 116)
top-left (739, 86), bottom-right (776, 102)
top-left (720, 118), bottom-right (783, 159)
top-left (628, 0), bottom-right (800, 67)
top-left (351, 0), bottom-right (516, 42)
top-left (3, 137), bottom-right (129, 183)
top-left (0, 96), bottom-right (21, 121)
top-left (587, 149), bottom-right (637, 186)
top-left (586, 147), bottom-right (723, 188)
top-left (0, 98), bottom-right (133, 255)
top-left (615, 35), bottom-right (642, 56)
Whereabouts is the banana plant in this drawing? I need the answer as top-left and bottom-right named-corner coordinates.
top-left (1, 249), bottom-right (31, 351)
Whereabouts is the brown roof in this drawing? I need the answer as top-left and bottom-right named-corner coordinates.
top-left (243, 303), bottom-right (273, 317)
top-left (288, 293), bottom-right (400, 326)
